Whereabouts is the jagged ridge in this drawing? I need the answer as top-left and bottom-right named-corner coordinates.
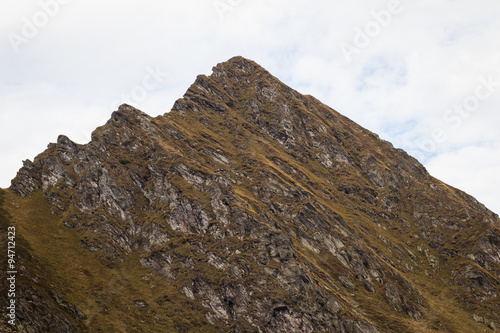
top-left (2, 56), bottom-right (499, 332)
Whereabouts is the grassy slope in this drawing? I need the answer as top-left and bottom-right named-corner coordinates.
top-left (2, 59), bottom-right (498, 331)
top-left (163, 76), bottom-right (496, 331)
top-left (1, 189), bottom-right (219, 333)
top-left (164, 103), bottom-right (494, 331)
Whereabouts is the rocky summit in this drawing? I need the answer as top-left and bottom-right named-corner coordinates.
top-left (1, 56), bottom-right (500, 332)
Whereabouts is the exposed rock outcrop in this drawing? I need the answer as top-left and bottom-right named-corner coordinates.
top-left (2, 56), bottom-right (499, 332)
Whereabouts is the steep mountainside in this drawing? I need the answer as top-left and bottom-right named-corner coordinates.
top-left (1, 56), bottom-right (499, 332)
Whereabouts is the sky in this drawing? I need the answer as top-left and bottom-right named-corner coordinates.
top-left (1, 0), bottom-right (499, 214)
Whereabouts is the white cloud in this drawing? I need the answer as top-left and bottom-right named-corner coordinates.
top-left (426, 144), bottom-right (500, 214)
top-left (1, 0), bottom-right (499, 214)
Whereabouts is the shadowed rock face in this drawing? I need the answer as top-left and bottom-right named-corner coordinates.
top-left (3, 56), bottom-right (500, 332)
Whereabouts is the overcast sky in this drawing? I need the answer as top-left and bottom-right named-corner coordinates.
top-left (1, 0), bottom-right (499, 214)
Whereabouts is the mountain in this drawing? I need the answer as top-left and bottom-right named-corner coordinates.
top-left (1, 56), bottom-right (499, 332)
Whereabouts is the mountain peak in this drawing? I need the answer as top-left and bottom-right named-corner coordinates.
top-left (214, 55), bottom-right (261, 74)
top-left (173, 56), bottom-right (277, 109)
top-left (209, 56), bottom-right (284, 92)
top-left (118, 103), bottom-right (143, 113)
top-left (3, 57), bottom-right (500, 333)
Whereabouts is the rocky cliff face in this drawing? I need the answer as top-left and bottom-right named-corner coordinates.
top-left (1, 56), bottom-right (499, 332)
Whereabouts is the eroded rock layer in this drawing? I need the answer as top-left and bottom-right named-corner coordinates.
top-left (1, 56), bottom-right (499, 332)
